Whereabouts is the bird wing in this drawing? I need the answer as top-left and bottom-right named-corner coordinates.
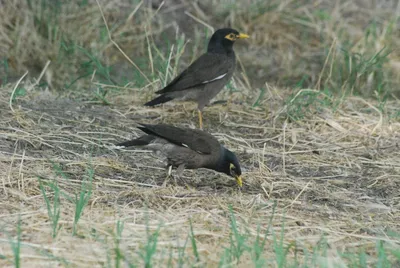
top-left (138, 124), bottom-right (219, 155)
top-left (156, 53), bottom-right (233, 94)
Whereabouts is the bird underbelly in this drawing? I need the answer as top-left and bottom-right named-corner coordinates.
top-left (169, 87), bottom-right (204, 102)
top-left (166, 147), bottom-right (205, 169)
top-left (198, 78), bottom-right (232, 109)
top-left (147, 142), bottom-right (199, 168)
top-left (168, 79), bottom-right (231, 110)
top-left (167, 158), bottom-right (192, 168)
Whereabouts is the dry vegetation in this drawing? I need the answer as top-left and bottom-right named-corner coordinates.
top-left (1, 0), bottom-right (400, 267)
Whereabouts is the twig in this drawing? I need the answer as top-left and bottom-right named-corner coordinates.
top-left (282, 118), bottom-right (288, 175)
top-left (27, 60), bottom-right (51, 92)
top-left (285, 181), bottom-right (311, 209)
top-left (316, 38), bottom-right (336, 90)
top-left (185, 11), bottom-right (214, 32)
top-left (95, 0), bottom-right (150, 83)
top-left (9, 71), bottom-right (29, 113)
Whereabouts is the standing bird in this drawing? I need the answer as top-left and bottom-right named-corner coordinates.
top-left (116, 124), bottom-right (243, 187)
top-left (144, 28), bottom-right (249, 129)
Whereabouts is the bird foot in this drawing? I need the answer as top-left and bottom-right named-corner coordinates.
top-left (209, 100), bottom-right (228, 106)
top-left (162, 175), bottom-right (181, 187)
top-left (161, 177), bottom-right (170, 187)
top-left (184, 182), bottom-right (194, 191)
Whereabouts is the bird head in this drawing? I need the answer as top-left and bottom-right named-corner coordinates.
top-left (208, 28), bottom-right (249, 53)
top-left (216, 147), bottom-right (243, 187)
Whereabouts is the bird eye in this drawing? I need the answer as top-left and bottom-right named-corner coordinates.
top-left (229, 163), bottom-right (235, 171)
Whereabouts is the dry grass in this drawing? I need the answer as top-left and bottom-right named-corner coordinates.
top-left (1, 81), bottom-right (399, 266)
top-left (1, 0), bottom-right (400, 266)
top-left (1, 0), bottom-right (400, 94)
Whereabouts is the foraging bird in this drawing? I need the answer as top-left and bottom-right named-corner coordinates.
top-left (116, 124), bottom-right (243, 187)
top-left (144, 28), bottom-right (249, 129)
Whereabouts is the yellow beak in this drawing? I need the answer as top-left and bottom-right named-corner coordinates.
top-left (238, 33), bottom-right (250, 39)
top-left (236, 175), bottom-right (243, 187)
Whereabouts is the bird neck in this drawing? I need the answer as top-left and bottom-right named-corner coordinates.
top-left (207, 39), bottom-right (234, 55)
top-left (207, 145), bottom-right (229, 174)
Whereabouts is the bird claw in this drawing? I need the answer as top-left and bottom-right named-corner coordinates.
top-left (198, 110), bottom-right (203, 130)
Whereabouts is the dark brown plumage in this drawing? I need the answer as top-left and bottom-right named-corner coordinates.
top-left (144, 28), bottom-right (249, 129)
top-left (116, 123), bottom-right (243, 187)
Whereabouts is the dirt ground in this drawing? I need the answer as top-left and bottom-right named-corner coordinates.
top-left (0, 82), bottom-right (399, 266)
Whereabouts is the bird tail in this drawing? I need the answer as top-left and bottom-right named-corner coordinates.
top-left (116, 135), bottom-right (154, 147)
top-left (144, 94), bottom-right (173, 106)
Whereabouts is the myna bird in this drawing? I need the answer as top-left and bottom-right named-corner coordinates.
top-left (116, 123), bottom-right (243, 187)
top-left (144, 28), bottom-right (249, 129)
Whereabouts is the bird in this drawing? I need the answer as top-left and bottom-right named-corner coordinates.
top-left (144, 28), bottom-right (249, 129)
top-left (116, 123), bottom-right (243, 187)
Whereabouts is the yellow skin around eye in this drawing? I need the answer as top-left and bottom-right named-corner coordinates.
top-left (225, 32), bottom-right (249, 41)
top-left (225, 33), bottom-right (237, 41)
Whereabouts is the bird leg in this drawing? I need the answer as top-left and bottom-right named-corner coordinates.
top-left (176, 164), bottom-right (185, 178)
top-left (198, 109), bottom-right (203, 130)
top-left (168, 165), bottom-right (173, 176)
top-left (176, 164), bottom-right (189, 187)
top-left (162, 165), bottom-right (173, 187)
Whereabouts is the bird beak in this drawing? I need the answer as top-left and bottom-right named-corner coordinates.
top-left (237, 33), bottom-right (249, 39)
top-left (236, 175), bottom-right (243, 187)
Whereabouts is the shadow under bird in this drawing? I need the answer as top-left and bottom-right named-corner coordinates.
top-left (144, 28), bottom-right (249, 129)
top-left (116, 124), bottom-right (243, 187)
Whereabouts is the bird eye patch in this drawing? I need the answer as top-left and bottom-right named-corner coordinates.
top-left (225, 33), bottom-right (237, 41)
top-left (225, 33), bottom-right (249, 41)
top-left (229, 163), bottom-right (235, 171)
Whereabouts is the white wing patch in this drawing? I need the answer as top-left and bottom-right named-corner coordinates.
top-left (181, 143), bottom-right (204, 154)
top-left (181, 143), bottom-right (189, 148)
top-left (202, 73), bottom-right (227, 84)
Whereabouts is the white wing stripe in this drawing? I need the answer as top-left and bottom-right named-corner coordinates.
top-left (202, 73), bottom-right (227, 84)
